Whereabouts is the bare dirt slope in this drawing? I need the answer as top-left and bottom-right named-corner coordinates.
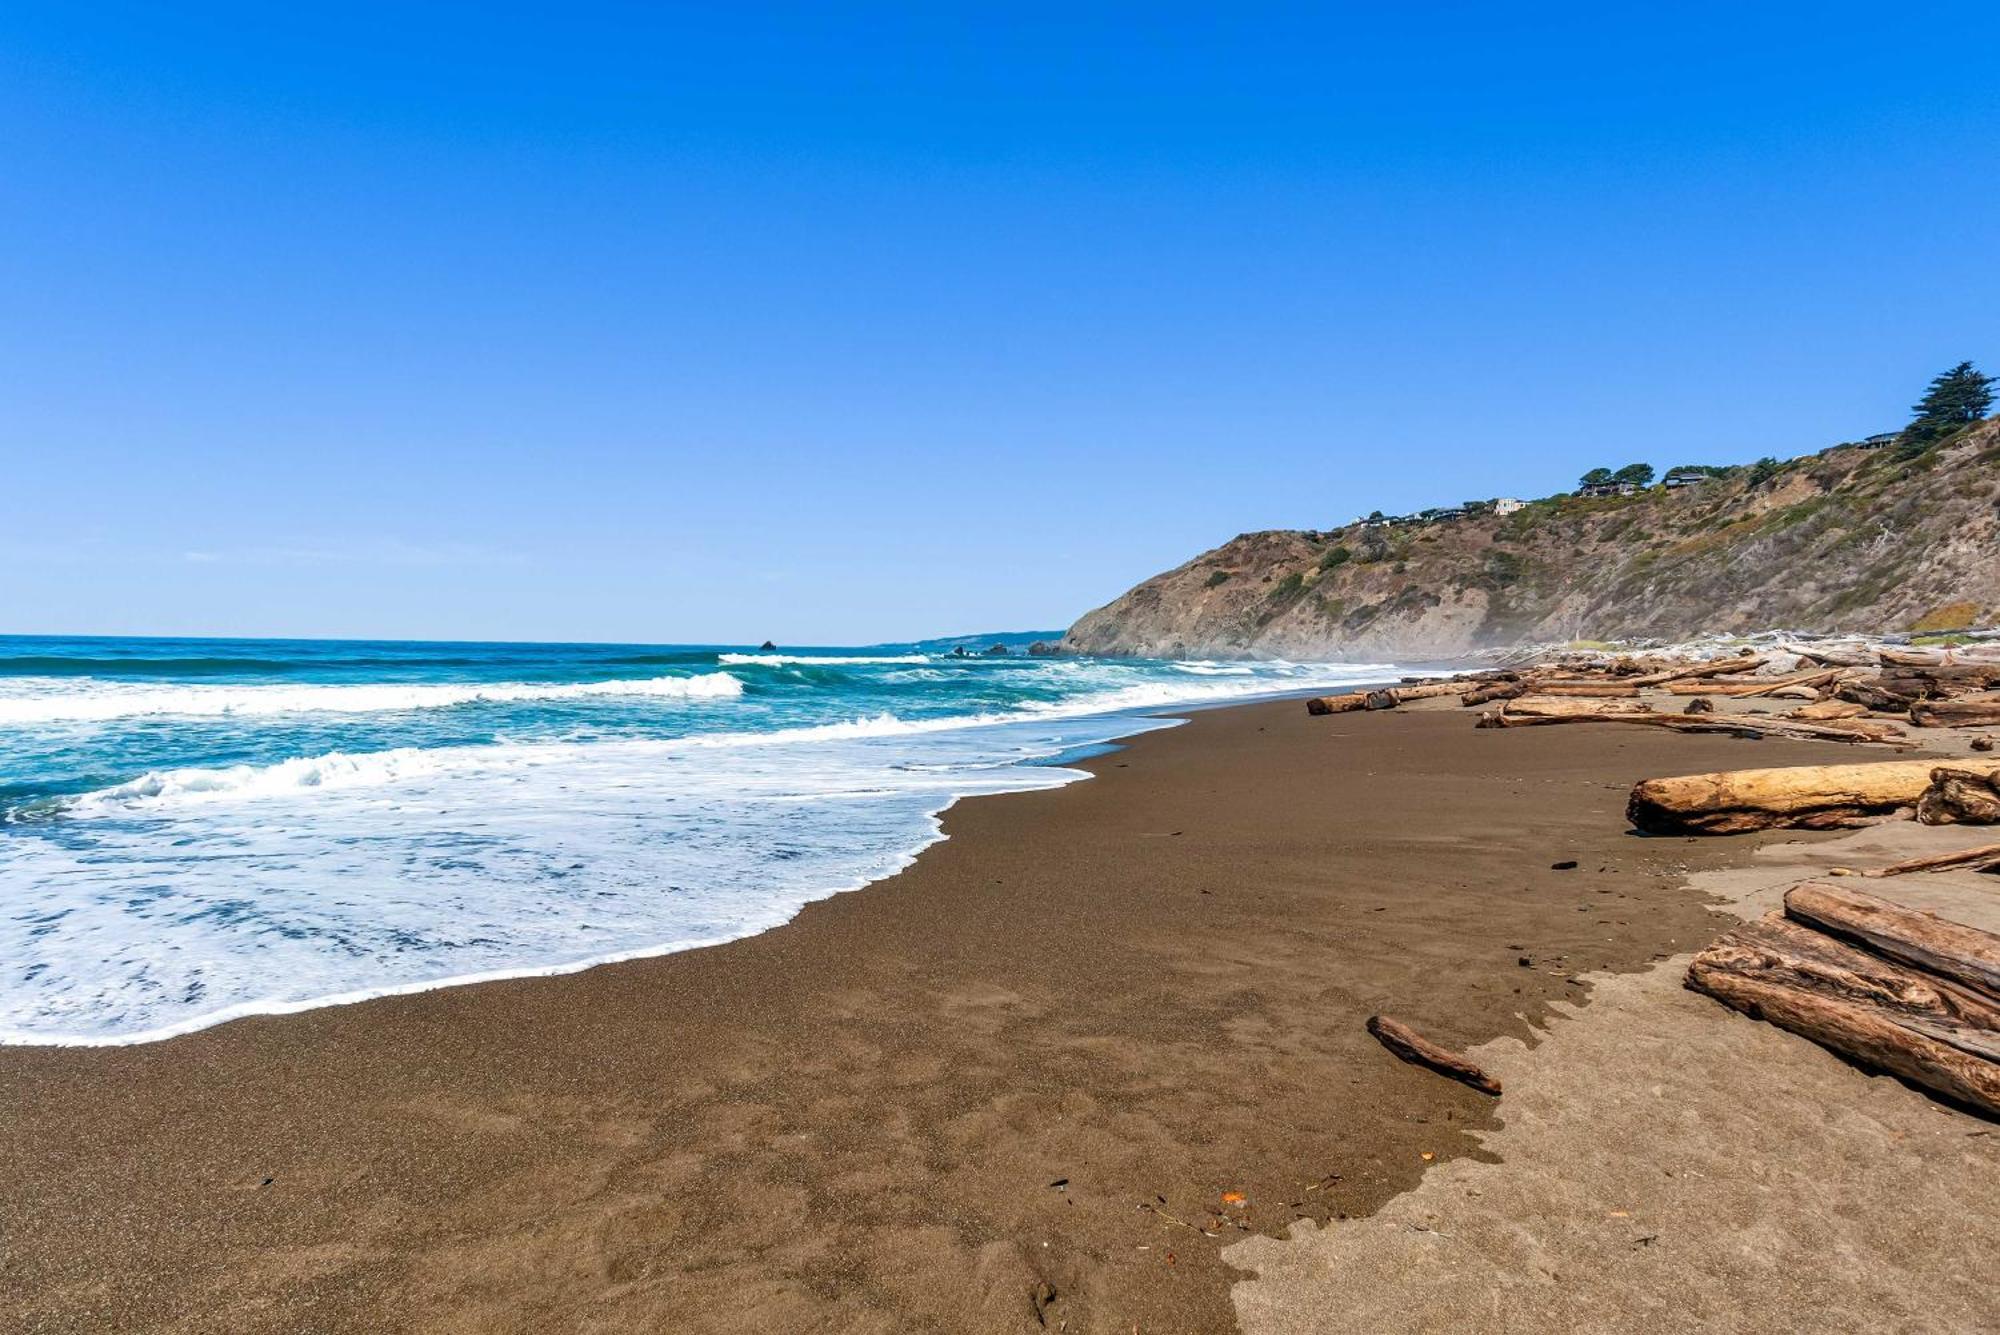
top-left (1065, 421), bottom-right (2000, 660)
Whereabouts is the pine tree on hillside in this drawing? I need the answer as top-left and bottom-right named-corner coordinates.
top-left (1898, 360), bottom-right (1994, 456)
top-left (1578, 467), bottom-right (1614, 489)
top-left (1612, 463), bottom-right (1656, 487)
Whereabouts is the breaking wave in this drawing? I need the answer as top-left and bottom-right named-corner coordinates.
top-left (0, 671), bottom-right (744, 725)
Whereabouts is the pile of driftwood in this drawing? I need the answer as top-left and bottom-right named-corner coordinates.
top-left (1304, 640), bottom-right (2000, 748)
top-left (1687, 883), bottom-right (2000, 1116)
top-left (1628, 758), bottom-right (2000, 834)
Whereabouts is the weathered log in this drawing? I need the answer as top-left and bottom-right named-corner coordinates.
top-left (1306, 692), bottom-right (1370, 715)
top-left (1895, 665), bottom-right (2000, 692)
top-left (1912, 694), bottom-right (2000, 729)
top-left (1628, 759), bottom-right (2000, 835)
top-left (1790, 700), bottom-right (1868, 722)
top-left (1686, 915), bottom-right (2000, 1114)
top-left (1384, 680), bottom-right (1474, 705)
top-left (1365, 1014), bottom-right (1502, 1096)
top-left (1785, 644), bottom-right (1879, 668)
top-left (1487, 703), bottom-right (1900, 747)
top-left (1476, 696), bottom-right (1655, 725)
top-left (1460, 680), bottom-right (1525, 707)
top-left (1621, 653), bottom-right (1766, 686)
top-left (1639, 714), bottom-right (1903, 744)
top-left (1837, 678), bottom-right (1919, 712)
top-left (1663, 669), bottom-right (1841, 698)
top-left (1783, 882), bottom-right (2000, 1000)
top-left (1880, 646), bottom-right (1951, 667)
top-left (1525, 681), bottom-right (1642, 697)
top-left (1916, 768), bottom-right (2000, 827)
top-left (1363, 689), bottom-right (1401, 711)
top-left (1840, 843), bottom-right (2000, 877)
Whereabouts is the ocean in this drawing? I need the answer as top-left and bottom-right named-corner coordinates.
top-left (0, 635), bottom-right (1413, 1045)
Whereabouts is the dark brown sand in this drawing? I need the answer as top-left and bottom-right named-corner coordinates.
top-left (0, 701), bottom-right (1848, 1334)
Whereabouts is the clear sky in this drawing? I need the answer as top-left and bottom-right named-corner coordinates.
top-left (2, 4), bottom-right (1995, 645)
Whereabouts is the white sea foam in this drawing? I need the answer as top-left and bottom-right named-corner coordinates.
top-left (49, 663), bottom-right (1409, 817)
top-left (0, 653), bottom-right (1419, 1045)
top-left (0, 714), bottom-right (1178, 1045)
top-left (0, 671), bottom-right (743, 725)
top-left (716, 652), bottom-right (932, 666)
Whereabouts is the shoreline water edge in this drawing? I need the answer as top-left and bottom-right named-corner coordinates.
top-left (0, 634), bottom-right (1440, 1047)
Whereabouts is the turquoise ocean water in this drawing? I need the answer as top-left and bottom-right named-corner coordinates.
top-left (0, 634), bottom-right (1412, 1044)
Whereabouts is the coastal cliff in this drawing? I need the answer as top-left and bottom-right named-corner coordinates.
top-left (1064, 420), bottom-right (2000, 660)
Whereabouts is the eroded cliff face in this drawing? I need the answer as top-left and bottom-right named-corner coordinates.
top-left (1063, 422), bottom-right (2000, 661)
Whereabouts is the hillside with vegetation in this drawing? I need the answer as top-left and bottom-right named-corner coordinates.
top-left (1064, 371), bottom-right (2000, 661)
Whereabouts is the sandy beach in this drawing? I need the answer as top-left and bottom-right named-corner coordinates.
top-left (1, 697), bottom-right (1991, 1333)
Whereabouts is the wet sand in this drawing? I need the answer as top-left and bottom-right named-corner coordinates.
top-left (0, 700), bottom-right (1862, 1333)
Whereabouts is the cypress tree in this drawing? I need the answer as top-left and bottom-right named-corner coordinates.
top-left (1898, 360), bottom-right (1994, 455)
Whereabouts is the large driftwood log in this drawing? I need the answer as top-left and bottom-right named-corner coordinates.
top-left (1837, 678), bottom-right (1919, 712)
top-left (1785, 644), bottom-right (1880, 668)
top-left (1784, 882), bottom-right (2000, 1000)
top-left (1521, 681), bottom-right (1642, 697)
top-left (1686, 915), bottom-right (2000, 1113)
top-left (1628, 759), bottom-right (2000, 835)
top-left (1917, 768), bottom-right (2000, 826)
top-left (1365, 1014), bottom-right (1502, 1095)
top-left (1892, 666), bottom-right (2000, 693)
top-left (1485, 701), bottom-right (1901, 746)
top-left (1790, 700), bottom-right (1869, 722)
top-left (1663, 669), bottom-right (1842, 697)
top-left (1839, 842), bottom-right (2000, 877)
top-left (1621, 653), bottom-right (1765, 686)
top-left (1476, 696), bottom-right (1654, 724)
top-left (1306, 692), bottom-right (1370, 715)
top-left (1460, 680), bottom-right (1525, 706)
top-left (1385, 680), bottom-right (1474, 704)
top-left (1880, 646), bottom-right (1952, 667)
top-left (1913, 694), bottom-right (2000, 729)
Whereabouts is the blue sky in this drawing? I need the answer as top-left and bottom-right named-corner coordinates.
top-left (2, 4), bottom-right (1995, 644)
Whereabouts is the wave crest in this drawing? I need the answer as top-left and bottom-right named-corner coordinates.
top-left (0, 672), bottom-right (743, 726)
top-left (717, 653), bottom-right (931, 666)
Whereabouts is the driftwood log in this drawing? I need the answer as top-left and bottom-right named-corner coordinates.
top-left (1790, 700), bottom-right (1869, 722)
top-left (1524, 680), bottom-right (1644, 697)
top-left (1686, 913), bottom-right (2000, 1114)
top-left (1837, 678), bottom-right (1918, 712)
top-left (1663, 669), bottom-right (1842, 698)
top-left (1917, 768), bottom-right (2000, 826)
top-left (1621, 653), bottom-right (1764, 686)
top-left (1310, 681), bottom-right (1472, 714)
top-left (1913, 695), bottom-right (2000, 729)
top-left (1880, 647), bottom-right (1953, 668)
top-left (1628, 759), bottom-right (2000, 835)
top-left (1786, 644), bottom-right (1880, 668)
top-left (1484, 700), bottom-right (1901, 746)
top-left (1365, 1014), bottom-right (1502, 1096)
top-left (1784, 882), bottom-right (2000, 999)
top-left (1839, 842), bottom-right (2000, 878)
